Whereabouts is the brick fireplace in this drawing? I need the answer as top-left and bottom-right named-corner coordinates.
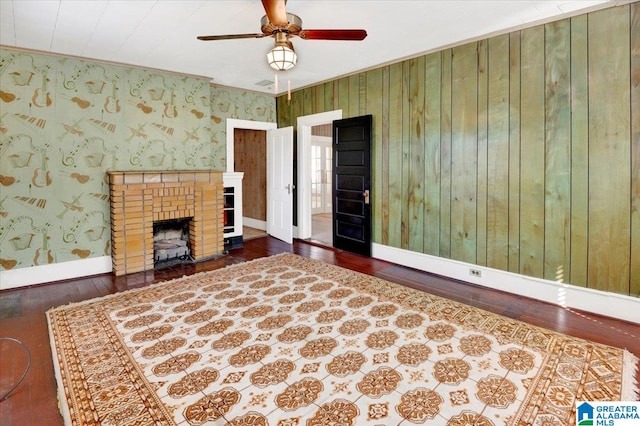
top-left (108, 170), bottom-right (224, 276)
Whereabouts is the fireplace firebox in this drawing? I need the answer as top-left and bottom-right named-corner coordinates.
top-left (153, 218), bottom-right (192, 266)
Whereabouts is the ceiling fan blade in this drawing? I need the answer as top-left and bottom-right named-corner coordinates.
top-left (261, 0), bottom-right (288, 26)
top-left (298, 29), bottom-right (367, 41)
top-left (197, 33), bottom-right (268, 41)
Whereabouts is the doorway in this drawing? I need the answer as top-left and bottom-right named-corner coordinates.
top-left (296, 110), bottom-right (343, 242)
top-left (311, 135), bottom-right (332, 215)
top-left (226, 119), bottom-right (294, 243)
top-left (234, 129), bottom-right (266, 226)
top-left (226, 119), bottom-right (276, 237)
top-left (310, 132), bottom-right (333, 245)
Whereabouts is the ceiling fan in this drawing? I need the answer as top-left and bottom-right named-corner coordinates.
top-left (197, 0), bottom-right (367, 71)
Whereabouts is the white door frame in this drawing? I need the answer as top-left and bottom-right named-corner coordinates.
top-left (226, 119), bottom-right (277, 232)
top-left (296, 110), bottom-right (342, 240)
top-left (226, 118), bottom-right (277, 172)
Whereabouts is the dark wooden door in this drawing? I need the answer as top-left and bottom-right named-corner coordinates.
top-left (332, 115), bottom-right (372, 256)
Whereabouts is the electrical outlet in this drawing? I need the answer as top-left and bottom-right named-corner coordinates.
top-left (469, 268), bottom-right (482, 278)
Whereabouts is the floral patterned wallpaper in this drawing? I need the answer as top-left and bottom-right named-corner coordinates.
top-left (0, 48), bottom-right (275, 272)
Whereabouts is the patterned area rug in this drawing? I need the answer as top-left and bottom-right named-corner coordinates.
top-left (47, 254), bottom-right (638, 425)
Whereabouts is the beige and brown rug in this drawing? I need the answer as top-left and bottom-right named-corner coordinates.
top-left (47, 254), bottom-right (638, 425)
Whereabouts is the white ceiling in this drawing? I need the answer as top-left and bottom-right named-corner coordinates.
top-left (0, 0), bottom-right (618, 95)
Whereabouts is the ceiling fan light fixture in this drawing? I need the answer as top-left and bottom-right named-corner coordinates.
top-left (198, 2), bottom-right (366, 74)
top-left (267, 44), bottom-right (297, 71)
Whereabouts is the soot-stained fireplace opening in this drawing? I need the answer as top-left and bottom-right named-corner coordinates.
top-left (153, 218), bottom-right (193, 268)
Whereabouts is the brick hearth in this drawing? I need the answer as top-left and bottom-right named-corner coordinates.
top-left (108, 170), bottom-right (224, 276)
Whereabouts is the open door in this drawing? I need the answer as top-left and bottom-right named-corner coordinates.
top-left (333, 115), bottom-right (372, 256)
top-left (267, 126), bottom-right (294, 243)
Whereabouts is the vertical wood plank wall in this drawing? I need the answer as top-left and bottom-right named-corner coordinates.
top-left (234, 129), bottom-right (267, 221)
top-left (277, 3), bottom-right (639, 297)
top-left (587, 7), bottom-right (631, 295)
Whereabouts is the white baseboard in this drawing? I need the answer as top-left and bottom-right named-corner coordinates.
top-left (0, 256), bottom-right (112, 291)
top-left (372, 243), bottom-right (640, 325)
top-left (5, 245), bottom-right (637, 326)
top-left (243, 217), bottom-right (266, 231)
top-left (243, 218), bottom-right (301, 242)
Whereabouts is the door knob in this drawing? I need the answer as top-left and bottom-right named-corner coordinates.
top-left (363, 189), bottom-right (370, 205)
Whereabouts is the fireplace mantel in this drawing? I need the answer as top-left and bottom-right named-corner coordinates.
top-left (108, 170), bottom-right (224, 276)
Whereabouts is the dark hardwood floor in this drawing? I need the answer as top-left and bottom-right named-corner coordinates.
top-left (1, 237), bottom-right (638, 425)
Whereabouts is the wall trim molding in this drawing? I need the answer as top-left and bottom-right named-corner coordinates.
top-left (372, 243), bottom-right (640, 325)
top-left (5, 244), bottom-right (637, 326)
top-left (0, 256), bottom-right (112, 291)
top-left (243, 217), bottom-right (266, 231)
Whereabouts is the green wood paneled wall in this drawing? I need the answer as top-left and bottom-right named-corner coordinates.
top-left (277, 3), bottom-right (640, 297)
